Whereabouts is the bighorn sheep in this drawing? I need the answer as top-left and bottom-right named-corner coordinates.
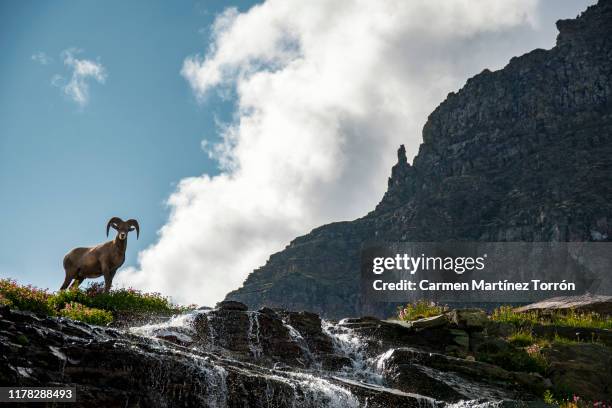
top-left (61, 217), bottom-right (140, 293)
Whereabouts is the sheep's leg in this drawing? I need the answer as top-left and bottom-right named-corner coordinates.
top-left (69, 279), bottom-right (81, 289)
top-left (103, 269), bottom-right (113, 293)
top-left (60, 274), bottom-right (73, 291)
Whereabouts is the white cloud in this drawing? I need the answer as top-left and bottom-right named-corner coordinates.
top-left (31, 51), bottom-right (52, 65)
top-left (54, 48), bottom-right (107, 107)
top-left (117, 0), bottom-right (577, 306)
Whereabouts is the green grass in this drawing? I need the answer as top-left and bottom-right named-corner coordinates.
top-left (477, 345), bottom-right (548, 375)
top-left (0, 278), bottom-right (193, 326)
top-left (507, 329), bottom-right (537, 347)
top-left (550, 309), bottom-right (612, 330)
top-left (397, 300), bottom-right (449, 321)
top-left (491, 305), bottom-right (612, 330)
top-left (477, 326), bottom-right (549, 375)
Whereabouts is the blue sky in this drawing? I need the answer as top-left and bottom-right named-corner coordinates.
top-left (0, 0), bottom-right (255, 290)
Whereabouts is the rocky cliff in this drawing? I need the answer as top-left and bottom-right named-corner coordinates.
top-left (225, 0), bottom-right (612, 318)
top-left (3, 302), bottom-right (610, 406)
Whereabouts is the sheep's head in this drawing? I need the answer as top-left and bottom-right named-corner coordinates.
top-left (106, 217), bottom-right (140, 241)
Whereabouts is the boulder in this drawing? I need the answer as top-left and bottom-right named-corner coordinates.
top-left (515, 294), bottom-right (612, 316)
top-left (408, 314), bottom-right (449, 330)
top-left (376, 347), bottom-right (545, 401)
top-left (215, 300), bottom-right (248, 311)
top-left (449, 309), bottom-right (488, 330)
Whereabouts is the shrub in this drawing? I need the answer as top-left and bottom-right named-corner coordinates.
top-left (477, 347), bottom-right (547, 375)
top-left (48, 282), bottom-right (179, 315)
top-left (508, 329), bottom-right (536, 347)
top-left (543, 389), bottom-right (556, 405)
top-left (397, 300), bottom-right (448, 321)
top-left (59, 302), bottom-right (113, 326)
top-left (0, 293), bottom-right (13, 307)
top-left (525, 343), bottom-right (549, 372)
top-left (2, 278), bottom-right (185, 322)
top-left (491, 305), bottom-right (538, 327)
top-left (549, 309), bottom-right (612, 330)
top-left (47, 287), bottom-right (88, 311)
top-left (0, 279), bottom-right (54, 315)
top-left (543, 389), bottom-right (595, 408)
top-left (491, 306), bottom-right (612, 330)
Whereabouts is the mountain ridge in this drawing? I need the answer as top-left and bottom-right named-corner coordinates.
top-left (226, 0), bottom-right (612, 318)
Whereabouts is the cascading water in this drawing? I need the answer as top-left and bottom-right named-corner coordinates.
top-left (264, 371), bottom-right (360, 408)
top-left (282, 320), bottom-right (316, 367)
top-left (322, 319), bottom-right (384, 385)
top-left (127, 311), bottom-right (512, 407)
top-left (128, 311), bottom-right (364, 407)
top-left (247, 311), bottom-right (263, 359)
top-left (191, 355), bottom-right (228, 408)
top-left (129, 309), bottom-right (207, 344)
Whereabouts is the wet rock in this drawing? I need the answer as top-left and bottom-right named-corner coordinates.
top-left (281, 311), bottom-right (334, 355)
top-left (381, 360), bottom-right (467, 402)
top-left (1, 303), bottom-right (606, 406)
top-left (202, 307), bottom-right (309, 366)
top-left (257, 306), bottom-right (278, 317)
top-left (332, 377), bottom-right (444, 408)
top-left (378, 347), bottom-right (547, 400)
top-left (0, 308), bottom-right (369, 407)
top-left (342, 316), bottom-right (455, 354)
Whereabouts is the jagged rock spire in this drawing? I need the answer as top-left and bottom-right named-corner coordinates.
top-left (397, 144), bottom-right (407, 164)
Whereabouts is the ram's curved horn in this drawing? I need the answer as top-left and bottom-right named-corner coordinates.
top-left (106, 217), bottom-right (123, 237)
top-left (127, 219), bottom-right (140, 239)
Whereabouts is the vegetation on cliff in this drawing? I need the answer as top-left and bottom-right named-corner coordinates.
top-left (0, 278), bottom-right (190, 325)
top-left (397, 299), bottom-right (449, 321)
top-left (395, 300), bottom-right (612, 404)
top-left (491, 305), bottom-right (612, 330)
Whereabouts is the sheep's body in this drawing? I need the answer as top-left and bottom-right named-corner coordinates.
top-left (60, 217), bottom-right (138, 292)
top-left (61, 241), bottom-right (126, 290)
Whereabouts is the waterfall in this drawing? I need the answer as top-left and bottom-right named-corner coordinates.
top-left (129, 309), bottom-right (206, 343)
top-left (282, 320), bottom-right (316, 366)
top-left (247, 311), bottom-right (263, 359)
top-left (127, 311), bottom-right (509, 407)
top-left (266, 371), bottom-right (360, 408)
top-left (322, 320), bottom-right (384, 385)
top-left (191, 355), bottom-right (228, 408)
top-left (205, 311), bottom-right (217, 347)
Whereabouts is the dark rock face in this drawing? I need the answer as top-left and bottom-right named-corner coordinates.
top-left (3, 304), bottom-right (594, 407)
top-left (226, 0), bottom-right (612, 318)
